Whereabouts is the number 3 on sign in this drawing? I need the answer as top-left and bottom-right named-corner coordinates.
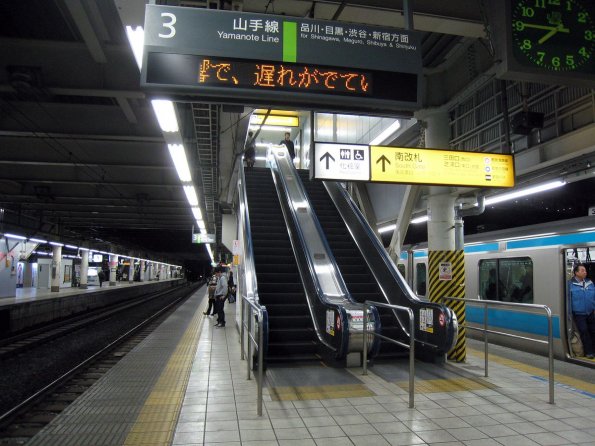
top-left (159, 12), bottom-right (176, 38)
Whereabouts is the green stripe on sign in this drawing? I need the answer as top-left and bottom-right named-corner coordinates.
top-left (283, 22), bottom-right (297, 62)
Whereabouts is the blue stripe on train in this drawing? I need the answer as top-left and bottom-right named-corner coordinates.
top-left (466, 307), bottom-right (561, 339)
top-left (507, 231), bottom-right (595, 250)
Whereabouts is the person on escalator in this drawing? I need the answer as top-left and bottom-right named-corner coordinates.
top-left (244, 132), bottom-right (256, 168)
top-left (279, 132), bottom-right (295, 161)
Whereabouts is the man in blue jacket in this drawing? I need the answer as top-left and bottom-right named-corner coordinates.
top-left (568, 264), bottom-right (595, 359)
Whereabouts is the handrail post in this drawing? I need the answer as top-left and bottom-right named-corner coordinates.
top-left (546, 306), bottom-right (554, 404)
top-left (407, 308), bottom-right (415, 409)
top-left (247, 308), bottom-right (252, 381)
top-left (362, 303), bottom-right (368, 375)
top-left (483, 300), bottom-right (488, 377)
top-left (240, 296), bottom-right (245, 360)
top-left (257, 313), bottom-right (264, 416)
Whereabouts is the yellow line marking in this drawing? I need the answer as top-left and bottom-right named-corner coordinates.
top-left (123, 300), bottom-right (206, 445)
top-left (467, 347), bottom-right (595, 394)
top-left (269, 383), bottom-right (374, 401)
top-left (395, 377), bottom-right (496, 394)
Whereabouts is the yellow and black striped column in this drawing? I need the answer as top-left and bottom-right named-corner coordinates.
top-left (428, 249), bottom-right (466, 362)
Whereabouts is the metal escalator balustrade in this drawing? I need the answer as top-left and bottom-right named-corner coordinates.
top-left (268, 146), bottom-right (381, 363)
top-left (296, 169), bottom-right (458, 358)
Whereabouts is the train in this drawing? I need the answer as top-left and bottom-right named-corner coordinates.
top-left (397, 215), bottom-right (595, 367)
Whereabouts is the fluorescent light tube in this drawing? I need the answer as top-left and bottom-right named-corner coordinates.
top-left (485, 180), bottom-right (565, 206)
top-left (4, 233), bottom-right (26, 240)
top-left (125, 26), bottom-right (144, 70)
top-left (29, 237), bottom-right (47, 243)
top-left (50, 241), bottom-right (64, 246)
top-left (411, 215), bottom-right (429, 224)
top-left (191, 207), bottom-right (203, 221)
top-left (369, 120), bottom-right (401, 145)
top-left (151, 100), bottom-right (179, 132)
top-left (198, 221), bottom-right (207, 231)
top-left (249, 125), bottom-right (292, 132)
top-left (65, 244), bottom-right (78, 249)
top-left (183, 185), bottom-right (199, 206)
top-left (168, 144), bottom-right (192, 182)
top-left (378, 224), bottom-right (396, 234)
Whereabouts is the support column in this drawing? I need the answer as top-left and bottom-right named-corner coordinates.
top-left (50, 244), bottom-right (62, 292)
top-left (129, 257), bottom-right (135, 284)
top-left (80, 249), bottom-right (89, 289)
top-left (139, 260), bottom-right (145, 282)
top-left (109, 254), bottom-right (118, 286)
top-left (422, 109), bottom-right (466, 362)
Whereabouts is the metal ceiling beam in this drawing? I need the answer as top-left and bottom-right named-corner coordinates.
top-left (116, 97), bottom-right (138, 124)
top-left (0, 160), bottom-right (172, 170)
top-left (4, 179), bottom-right (180, 188)
top-left (0, 130), bottom-right (161, 143)
top-left (63, 0), bottom-right (107, 63)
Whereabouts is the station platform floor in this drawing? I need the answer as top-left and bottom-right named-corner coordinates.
top-left (0, 278), bottom-right (179, 308)
top-left (27, 284), bottom-right (595, 446)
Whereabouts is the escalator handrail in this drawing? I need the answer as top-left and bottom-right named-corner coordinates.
top-left (237, 160), bottom-right (268, 352)
top-left (324, 180), bottom-right (456, 350)
top-left (268, 147), bottom-right (381, 358)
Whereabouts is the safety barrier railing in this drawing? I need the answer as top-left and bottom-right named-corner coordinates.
top-left (441, 296), bottom-right (555, 404)
top-left (240, 295), bottom-right (266, 416)
top-left (361, 300), bottom-right (416, 408)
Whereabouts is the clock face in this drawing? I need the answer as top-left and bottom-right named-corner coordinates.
top-left (511, 0), bottom-right (594, 72)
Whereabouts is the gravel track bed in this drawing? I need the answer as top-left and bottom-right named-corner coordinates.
top-left (0, 292), bottom-right (187, 415)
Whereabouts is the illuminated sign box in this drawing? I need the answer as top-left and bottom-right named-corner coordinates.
top-left (311, 142), bottom-right (515, 188)
top-left (142, 5), bottom-right (422, 113)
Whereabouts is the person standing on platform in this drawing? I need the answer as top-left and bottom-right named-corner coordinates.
top-left (97, 269), bottom-right (105, 287)
top-left (279, 132), bottom-right (295, 161)
top-left (214, 267), bottom-right (228, 328)
top-left (203, 273), bottom-right (217, 316)
top-left (568, 264), bottom-right (595, 359)
top-left (244, 131), bottom-right (256, 168)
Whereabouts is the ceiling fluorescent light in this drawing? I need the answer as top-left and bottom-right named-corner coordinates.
top-left (198, 221), bottom-right (207, 231)
top-left (411, 215), bottom-right (429, 224)
top-left (50, 241), bottom-right (64, 247)
top-left (369, 120), bottom-right (401, 145)
top-left (168, 144), bottom-right (192, 182)
top-left (151, 100), bottom-right (179, 132)
top-left (249, 125), bottom-right (292, 132)
top-left (484, 180), bottom-right (565, 206)
top-left (4, 233), bottom-right (26, 240)
top-left (378, 224), bottom-right (396, 234)
top-left (183, 185), bottom-right (199, 206)
top-left (125, 26), bottom-right (144, 70)
top-left (29, 237), bottom-right (48, 243)
top-left (191, 207), bottom-right (203, 221)
top-left (65, 244), bottom-right (78, 249)
top-left (250, 114), bottom-right (299, 127)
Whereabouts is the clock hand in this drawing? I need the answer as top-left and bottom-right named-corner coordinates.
top-left (521, 23), bottom-right (557, 31)
top-left (538, 24), bottom-right (570, 44)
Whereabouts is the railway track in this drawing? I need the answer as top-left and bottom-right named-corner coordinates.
top-left (0, 283), bottom-right (200, 445)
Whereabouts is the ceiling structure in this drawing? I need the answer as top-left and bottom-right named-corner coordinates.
top-left (0, 0), bottom-right (593, 268)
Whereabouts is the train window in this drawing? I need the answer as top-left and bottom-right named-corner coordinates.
top-left (415, 263), bottom-right (427, 296)
top-left (397, 264), bottom-right (406, 277)
top-left (479, 257), bottom-right (533, 303)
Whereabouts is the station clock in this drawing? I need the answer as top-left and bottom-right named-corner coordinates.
top-left (510, 0), bottom-right (594, 72)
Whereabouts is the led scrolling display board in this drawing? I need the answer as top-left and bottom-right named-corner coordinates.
top-left (141, 6), bottom-right (423, 113)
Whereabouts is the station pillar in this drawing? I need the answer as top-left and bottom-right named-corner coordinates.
top-left (129, 257), bottom-right (135, 284)
top-left (50, 244), bottom-right (62, 292)
top-left (109, 254), bottom-right (118, 286)
top-left (80, 249), bottom-right (89, 289)
top-left (422, 109), bottom-right (466, 362)
top-left (139, 260), bottom-right (145, 282)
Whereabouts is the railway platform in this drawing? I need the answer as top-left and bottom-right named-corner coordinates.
top-left (26, 284), bottom-right (595, 446)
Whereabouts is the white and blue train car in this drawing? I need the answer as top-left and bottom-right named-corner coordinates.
top-left (398, 216), bottom-right (595, 366)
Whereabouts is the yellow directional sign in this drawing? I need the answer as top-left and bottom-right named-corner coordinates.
top-left (370, 146), bottom-right (515, 188)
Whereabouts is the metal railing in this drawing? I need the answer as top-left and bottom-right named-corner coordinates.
top-left (362, 300), bottom-right (416, 408)
top-left (441, 296), bottom-right (555, 404)
top-left (240, 295), bottom-right (266, 416)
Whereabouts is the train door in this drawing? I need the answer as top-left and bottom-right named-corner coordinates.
top-left (564, 247), bottom-right (595, 361)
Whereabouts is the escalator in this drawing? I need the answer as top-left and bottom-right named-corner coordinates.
top-left (297, 170), bottom-right (406, 357)
top-left (244, 167), bottom-right (319, 362)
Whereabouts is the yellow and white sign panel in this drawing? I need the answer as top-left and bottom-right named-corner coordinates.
top-left (370, 146), bottom-right (514, 188)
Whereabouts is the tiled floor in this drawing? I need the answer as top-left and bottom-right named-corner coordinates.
top-left (175, 302), bottom-right (595, 446)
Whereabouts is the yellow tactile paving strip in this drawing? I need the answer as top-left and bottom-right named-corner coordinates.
top-left (123, 303), bottom-right (206, 446)
top-left (269, 383), bottom-right (374, 401)
top-left (395, 376), bottom-right (497, 394)
top-left (467, 347), bottom-right (595, 395)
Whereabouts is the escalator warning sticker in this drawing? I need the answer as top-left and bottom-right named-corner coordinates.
top-left (420, 308), bottom-right (434, 333)
top-left (326, 310), bottom-right (335, 336)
